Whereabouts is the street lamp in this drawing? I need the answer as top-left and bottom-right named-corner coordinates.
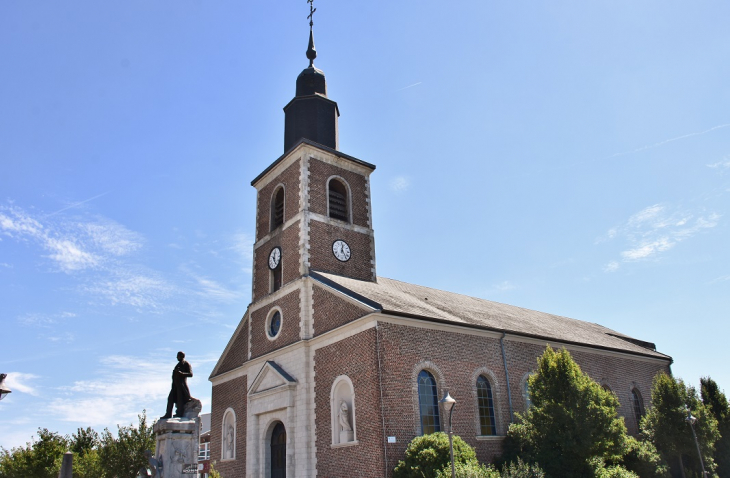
top-left (0, 374), bottom-right (11, 401)
top-left (439, 390), bottom-right (456, 478)
top-left (685, 406), bottom-right (708, 477)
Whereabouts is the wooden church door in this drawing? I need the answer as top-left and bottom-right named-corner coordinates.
top-left (270, 422), bottom-right (286, 478)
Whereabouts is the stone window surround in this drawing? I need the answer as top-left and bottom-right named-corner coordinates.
top-left (325, 175), bottom-right (352, 224)
top-left (470, 367), bottom-right (503, 437)
top-left (265, 306), bottom-right (284, 342)
top-left (270, 183), bottom-right (286, 232)
top-left (411, 360), bottom-right (447, 436)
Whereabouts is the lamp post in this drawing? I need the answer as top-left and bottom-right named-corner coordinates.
top-left (685, 407), bottom-right (708, 477)
top-left (0, 374), bottom-right (11, 401)
top-left (439, 390), bottom-right (456, 478)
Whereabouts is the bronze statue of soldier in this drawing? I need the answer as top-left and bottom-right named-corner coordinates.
top-left (160, 351), bottom-right (193, 419)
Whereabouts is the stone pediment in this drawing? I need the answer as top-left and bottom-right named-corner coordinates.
top-left (248, 361), bottom-right (296, 396)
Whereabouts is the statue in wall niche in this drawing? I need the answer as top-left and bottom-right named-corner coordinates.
top-left (225, 424), bottom-right (235, 459)
top-left (338, 401), bottom-right (354, 443)
top-left (161, 351), bottom-right (196, 419)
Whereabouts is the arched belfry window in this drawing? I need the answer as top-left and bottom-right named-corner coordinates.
top-left (477, 376), bottom-right (497, 436)
top-left (328, 178), bottom-right (349, 222)
top-left (417, 370), bottom-right (441, 435)
top-left (271, 186), bottom-right (285, 231)
top-left (631, 388), bottom-right (644, 428)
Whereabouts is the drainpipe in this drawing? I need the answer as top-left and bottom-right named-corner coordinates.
top-left (500, 332), bottom-right (515, 423)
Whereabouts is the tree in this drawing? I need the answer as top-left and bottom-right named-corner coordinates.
top-left (642, 372), bottom-right (719, 478)
top-left (393, 432), bottom-right (479, 478)
top-left (0, 428), bottom-right (68, 478)
top-left (501, 346), bottom-right (629, 478)
top-left (98, 411), bottom-right (156, 478)
top-left (701, 377), bottom-right (730, 478)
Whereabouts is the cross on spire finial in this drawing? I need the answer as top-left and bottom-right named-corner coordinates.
top-left (305, 0), bottom-right (317, 67)
top-left (307, 0), bottom-right (316, 28)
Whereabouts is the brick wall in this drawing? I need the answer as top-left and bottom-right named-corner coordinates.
top-left (308, 220), bottom-right (373, 281)
top-left (314, 328), bottom-right (385, 478)
top-left (252, 220), bottom-right (301, 301)
top-left (210, 376), bottom-right (247, 478)
top-left (308, 158), bottom-right (371, 228)
top-left (312, 284), bottom-right (370, 336)
top-left (376, 322), bottom-right (670, 472)
top-left (255, 158), bottom-right (301, 242)
top-left (250, 289), bottom-right (301, 359)
top-left (217, 319), bottom-right (249, 375)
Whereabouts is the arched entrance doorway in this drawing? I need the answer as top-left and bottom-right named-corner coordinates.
top-left (270, 422), bottom-right (286, 478)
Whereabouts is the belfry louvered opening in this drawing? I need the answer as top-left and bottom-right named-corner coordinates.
top-left (271, 187), bottom-right (284, 231)
top-left (328, 178), bottom-right (349, 222)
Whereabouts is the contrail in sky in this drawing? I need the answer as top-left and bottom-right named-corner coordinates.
top-left (395, 82), bottom-right (422, 92)
top-left (607, 123), bottom-right (730, 159)
top-left (47, 191), bottom-right (112, 217)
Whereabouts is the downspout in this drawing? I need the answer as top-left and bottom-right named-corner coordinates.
top-left (376, 322), bottom-right (389, 477)
top-left (500, 332), bottom-right (515, 423)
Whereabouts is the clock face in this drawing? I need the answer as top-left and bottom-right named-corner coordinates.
top-left (332, 240), bottom-right (351, 262)
top-left (268, 247), bottom-right (281, 270)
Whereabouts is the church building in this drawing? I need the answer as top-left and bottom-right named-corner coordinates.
top-left (209, 18), bottom-right (672, 478)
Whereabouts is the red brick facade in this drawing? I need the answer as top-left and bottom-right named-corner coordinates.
top-left (314, 329), bottom-right (385, 478)
top-left (312, 284), bottom-right (370, 336)
top-left (255, 159), bottom-right (301, 242)
top-left (249, 289), bottom-right (301, 359)
top-left (308, 158), bottom-right (371, 228)
top-left (210, 376), bottom-right (247, 477)
top-left (308, 221), bottom-right (374, 282)
top-left (252, 219), bottom-right (301, 302)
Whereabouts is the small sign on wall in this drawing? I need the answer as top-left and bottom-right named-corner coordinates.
top-left (387, 436), bottom-right (396, 443)
top-left (182, 464), bottom-right (198, 474)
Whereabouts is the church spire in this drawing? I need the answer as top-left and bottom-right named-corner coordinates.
top-left (283, 0), bottom-right (340, 152)
top-left (306, 0), bottom-right (317, 67)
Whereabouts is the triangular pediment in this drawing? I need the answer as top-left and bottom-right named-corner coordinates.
top-left (248, 361), bottom-right (296, 396)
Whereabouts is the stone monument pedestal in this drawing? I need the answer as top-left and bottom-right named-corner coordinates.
top-left (152, 399), bottom-right (202, 477)
top-left (339, 430), bottom-right (354, 443)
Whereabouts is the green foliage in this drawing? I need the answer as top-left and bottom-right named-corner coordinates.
top-left (500, 458), bottom-right (545, 478)
top-left (435, 461), bottom-right (500, 478)
top-left (98, 411), bottom-right (156, 478)
top-left (393, 432), bottom-right (478, 478)
top-left (0, 428), bottom-right (68, 478)
top-left (642, 373), bottom-right (720, 478)
top-left (209, 461), bottom-right (223, 478)
top-left (701, 377), bottom-right (730, 478)
top-left (71, 427), bottom-right (99, 456)
top-left (620, 436), bottom-right (670, 478)
top-left (501, 346), bottom-right (629, 478)
top-left (590, 458), bottom-right (639, 478)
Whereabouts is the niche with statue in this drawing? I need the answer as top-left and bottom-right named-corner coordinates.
top-left (330, 376), bottom-right (356, 445)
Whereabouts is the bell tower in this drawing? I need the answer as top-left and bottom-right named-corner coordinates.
top-left (249, 13), bottom-right (376, 304)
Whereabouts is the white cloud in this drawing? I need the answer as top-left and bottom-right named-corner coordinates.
top-left (48, 353), bottom-right (218, 427)
top-left (0, 205), bottom-right (142, 273)
top-left (5, 373), bottom-right (41, 396)
top-left (707, 156), bottom-right (730, 169)
top-left (194, 276), bottom-right (241, 302)
top-left (484, 280), bottom-right (517, 295)
top-left (600, 203), bottom-right (720, 269)
top-left (84, 272), bottom-right (175, 309)
top-left (390, 176), bottom-right (411, 192)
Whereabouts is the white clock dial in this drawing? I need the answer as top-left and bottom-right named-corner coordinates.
top-left (332, 240), bottom-right (351, 262)
top-left (268, 247), bottom-right (281, 270)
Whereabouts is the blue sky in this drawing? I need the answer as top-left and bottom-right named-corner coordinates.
top-left (1, 1), bottom-right (729, 449)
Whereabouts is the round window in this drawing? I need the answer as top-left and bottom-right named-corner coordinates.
top-left (268, 311), bottom-right (281, 338)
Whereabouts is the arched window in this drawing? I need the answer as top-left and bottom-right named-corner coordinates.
top-left (266, 309), bottom-right (282, 340)
top-left (522, 376), bottom-right (532, 410)
top-left (631, 388), bottom-right (644, 427)
top-left (270, 422), bottom-right (286, 478)
top-left (271, 186), bottom-right (284, 231)
top-left (328, 178), bottom-right (349, 222)
top-left (417, 370), bottom-right (441, 435)
top-left (477, 376), bottom-right (497, 436)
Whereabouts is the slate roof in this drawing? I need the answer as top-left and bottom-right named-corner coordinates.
top-left (311, 271), bottom-right (671, 361)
